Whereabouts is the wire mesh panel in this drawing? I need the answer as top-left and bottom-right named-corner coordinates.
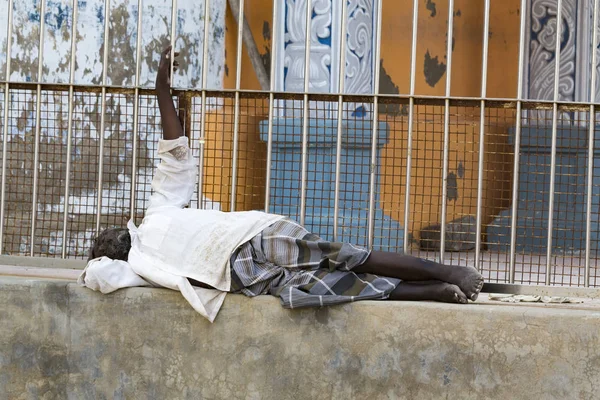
top-left (0, 89), bottom-right (598, 289)
top-left (195, 94), bottom-right (270, 213)
top-left (479, 106), bottom-right (518, 283)
top-left (199, 95), bottom-right (235, 212)
top-left (97, 93), bottom-right (135, 234)
top-left (2, 89), bottom-right (36, 255)
top-left (267, 99), bottom-right (303, 224)
top-left (133, 94), bottom-right (161, 222)
top-left (32, 90), bottom-right (69, 256)
top-left (64, 91), bottom-right (102, 258)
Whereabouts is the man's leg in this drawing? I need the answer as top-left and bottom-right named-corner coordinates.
top-left (353, 251), bottom-right (484, 300)
top-left (388, 280), bottom-right (468, 304)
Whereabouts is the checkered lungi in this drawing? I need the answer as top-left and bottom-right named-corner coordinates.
top-left (229, 218), bottom-right (401, 308)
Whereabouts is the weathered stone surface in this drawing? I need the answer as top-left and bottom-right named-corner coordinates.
top-left (1, 276), bottom-right (600, 399)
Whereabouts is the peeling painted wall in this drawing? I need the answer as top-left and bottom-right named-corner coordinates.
top-left (0, 0), bottom-right (225, 87)
top-left (0, 0), bottom-right (226, 257)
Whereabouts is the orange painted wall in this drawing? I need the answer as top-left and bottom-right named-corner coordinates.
top-left (378, 0), bottom-right (521, 98)
top-left (202, 102), bottom-right (268, 212)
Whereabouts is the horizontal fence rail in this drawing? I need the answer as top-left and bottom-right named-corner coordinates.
top-left (0, 0), bottom-right (600, 292)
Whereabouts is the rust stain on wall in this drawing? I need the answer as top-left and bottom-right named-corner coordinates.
top-left (423, 50), bottom-right (446, 87)
top-left (446, 171), bottom-right (458, 201)
top-left (426, 0), bottom-right (437, 17)
top-left (379, 60), bottom-right (403, 115)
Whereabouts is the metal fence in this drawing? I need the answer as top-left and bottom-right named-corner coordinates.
top-left (1, 0), bottom-right (600, 290)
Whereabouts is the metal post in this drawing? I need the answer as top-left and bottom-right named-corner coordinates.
top-left (585, 0), bottom-right (600, 287)
top-left (61, 0), bottom-right (79, 258)
top-left (264, 0), bottom-right (279, 213)
top-left (129, 0), bottom-right (144, 221)
top-left (0, 0), bottom-right (14, 254)
top-left (197, 0), bottom-right (210, 208)
top-left (230, 0), bottom-right (245, 212)
top-left (169, 0), bottom-right (178, 81)
top-left (545, 0), bottom-right (564, 286)
top-left (474, 0), bottom-right (491, 271)
top-left (95, 0), bottom-right (111, 234)
top-left (333, 0), bottom-right (349, 241)
top-left (439, 0), bottom-right (455, 263)
top-left (403, 0), bottom-right (419, 253)
top-left (30, 0), bottom-right (48, 256)
top-left (509, 0), bottom-right (529, 283)
top-left (366, 0), bottom-right (384, 249)
top-left (299, 0), bottom-right (313, 225)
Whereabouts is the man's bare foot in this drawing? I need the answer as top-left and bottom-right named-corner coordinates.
top-left (443, 266), bottom-right (484, 301)
top-left (389, 281), bottom-right (469, 304)
top-left (434, 282), bottom-right (469, 304)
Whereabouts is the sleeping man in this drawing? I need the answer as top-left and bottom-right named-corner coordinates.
top-left (78, 46), bottom-right (484, 322)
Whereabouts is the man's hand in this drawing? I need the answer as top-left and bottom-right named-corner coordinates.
top-left (156, 45), bottom-right (180, 90)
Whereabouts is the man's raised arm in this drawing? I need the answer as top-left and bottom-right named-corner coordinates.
top-left (156, 45), bottom-right (183, 141)
top-left (145, 46), bottom-right (197, 212)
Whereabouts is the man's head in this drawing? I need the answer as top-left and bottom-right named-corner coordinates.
top-left (88, 228), bottom-right (132, 262)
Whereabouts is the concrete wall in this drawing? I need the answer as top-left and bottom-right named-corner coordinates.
top-left (1, 276), bottom-right (600, 399)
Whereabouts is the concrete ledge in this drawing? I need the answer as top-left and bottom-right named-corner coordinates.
top-left (1, 277), bottom-right (600, 399)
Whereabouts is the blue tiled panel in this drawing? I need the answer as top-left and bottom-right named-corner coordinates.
top-left (259, 118), bottom-right (404, 252)
top-left (487, 125), bottom-right (600, 254)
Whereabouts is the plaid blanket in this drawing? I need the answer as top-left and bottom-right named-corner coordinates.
top-left (230, 218), bottom-right (400, 308)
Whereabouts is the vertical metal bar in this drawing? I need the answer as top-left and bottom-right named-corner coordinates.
top-left (403, 0), bottom-right (419, 253)
top-left (230, 0), bottom-right (245, 212)
top-left (264, 0), bottom-right (280, 213)
top-left (585, 0), bottom-right (599, 287)
top-left (197, 0), bottom-right (211, 208)
top-left (196, 96), bottom-right (205, 207)
top-left (0, 0), bottom-right (14, 254)
top-left (181, 92), bottom-right (192, 138)
top-left (169, 0), bottom-right (178, 81)
top-left (366, 0), bottom-right (383, 249)
top-left (545, 0), bottom-right (564, 286)
top-left (299, 0), bottom-right (313, 225)
top-left (439, 0), bottom-right (455, 263)
top-left (129, 0), bottom-right (144, 221)
top-left (333, 0), bottom-right (349, 241)
top-left (30, 0), bottom-right (48, 256)
top-left (61, 0), bottom-right (79, 258)
top-left (474, 0), bottom-right (491, 271)
top-left (509, 0), bottom-right (529, 283)
top-left (178, 93), bottom-right (192, 162)
top-left (95, 0), bottom-right (111, 234)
